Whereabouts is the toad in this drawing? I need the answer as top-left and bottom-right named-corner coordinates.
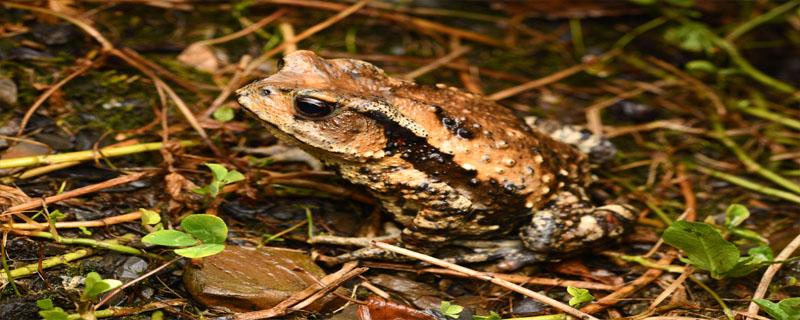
top-left (237, 51), bottom-right (633, 267)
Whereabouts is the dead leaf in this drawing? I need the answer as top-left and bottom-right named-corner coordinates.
top-left (0, 185), bottom-right (31, 211)
top-left (178, 43), bottom-right (228, 73)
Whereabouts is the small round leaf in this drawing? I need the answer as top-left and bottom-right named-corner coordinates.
top-left (174, 244), bottom-right (226, 258)
top-left (181, 214), bottom-right (228, 244)
top-left (142, 230), bottom-right (198, 247)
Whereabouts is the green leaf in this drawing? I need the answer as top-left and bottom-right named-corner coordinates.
top-left (82, 272), bottom-right (122, 300)
top-left (662, 221), bottom-right (740, 278)
top-left (725, 204), bottom-right (750, 228)
top-left (685, 60), bottom-right (717, 74)
top-left (36, 298), bottom-right (54, 310)
top-left (754, 298), bottom-right (800, 320)
top-left (142, 230), bottom-right (198, 247)
top-left (141, 209), bottom-right (161, 226)
top-left (730, 228), bottom-right (769, 244)
top-left (222, 170), bottom-right (245, 184)
top-left (49, 209), bottom-right (66, 220)
top-left (627, 0), bottom-right (656, 5)
top-left (567, 286), bottom-right (595, 307)
top-left (213, 106), bottom-right (235, 122)
top-left (440, 301), bottom-right (464, 319)
top-left (473, 311), bottom-right (501, 320)
top-left (174, 243), bottom-right (226, 258)
top-left (664, 22), bottom-right (717, 53)
top-left (723, 245), bottom-right (774, 278)
top-left (181, 214), bottom-right (228, 244)
top-left (38, 308), bottom-right (69, 320)
top-left (78, 226), bottom-right (92, 236)
top-left (665, 0), bottom-right (694, 7)
top-left (205, 163), bottom-right (229, 181)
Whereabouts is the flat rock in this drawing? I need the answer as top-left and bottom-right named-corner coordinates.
top-left (183, 246), bottom-right (345, 313)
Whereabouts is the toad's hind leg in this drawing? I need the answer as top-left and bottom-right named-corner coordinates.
top-left (520, 191), bottom-right (634, 255)
top-left (524, 116), bottom-right (616, 163)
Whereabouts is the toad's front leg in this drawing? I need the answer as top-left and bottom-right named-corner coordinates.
top-left (520, 190), bottom-right (634, 255)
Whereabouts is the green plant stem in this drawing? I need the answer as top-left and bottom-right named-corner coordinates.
top-left (62, 300), bottom-right (182, 319)
top-left (569, 19), bottom-right (585, 57)
top-left (693, 166), bottom-right (800, 204)
top-left (615, 254), bottom-right (686, 273)
top-left (725, 0), bottom-right (800, 42)
top-left (736, 105), bottom-right (800, 131)
top-left (711, 118), bottom-right (800, 195)
top-left (1, 249), bottom-right (92, 282)
top-left (20, 231), bottom-right (162, 259)
top-left (1, 238), bottom-right (21, 294)
top-left (0, 140), bottom-right (199, 170)
top-left (504, 315), bottom-right (567, 320)
top-left (714, 39), bottom-right (797, 94)
top-left (689, 275), bottom-right (734, 320)
top-left (613, 17), bottom-right (668, 50)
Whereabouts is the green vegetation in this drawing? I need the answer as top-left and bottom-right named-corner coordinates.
top-left (142, 214), bottom-right (228, 258)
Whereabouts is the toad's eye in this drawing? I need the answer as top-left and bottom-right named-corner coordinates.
top-left (294, 96), bottom-right (337, 119)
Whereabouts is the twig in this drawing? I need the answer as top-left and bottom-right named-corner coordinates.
top-left (736, 103), bottom-right (800, 131)
top-left (693, 165), bottom-right (800, 204)
top-left (586, 81), bottom-right (670, 134)
top-left (487, 51), bottom-right (618, 101)
top-left (746, 231), bottom-right (800, 319)
top-left (402, 46), bottom-right (471, 80)
top-left (219, 0), bottom-right (371, 110)
top-left (195, 9), bottom-right (288, 47)
top-left (0, 140), bottom-right (198, 170)
top-left (2, 2), bottom-right (217, 146)
top-left (230, 262), bottom-right (367, 320)
top-left (372, 242), bottom-right (600, 320)
top-left (254, 0), bottom-right (504, 47)
top-left (94, 257), bottom-right (181, 310)
top-left (1, 173), bottom-right (146, 217)
top-left (67, 299), bottom-right (186, 320)
top-left (16, 57), bottom-right (98, 137)
top-left (6, 230), bottom-right (154, 257)
top-left (9, 210), bottom-right (143, 230)
top-left (714, 38), bottom-right (797, 95)
top-left (581, 253), bottom-right (676, 314)
top-left (647, 267), bottom-right (693, 310)
top-left (416, 267), bottom-right (617, 291)
top-left (646, 56), bottom-right (727, 115)
top-left (689, 275), bottom-right (734, 320)
top-left (710, 117), bottom-right (800, 195)
top-left (725, 0), bottom-right (800, 42)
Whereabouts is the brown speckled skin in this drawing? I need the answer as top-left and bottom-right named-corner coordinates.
top-left (237, 51), bottom-right (629, 256)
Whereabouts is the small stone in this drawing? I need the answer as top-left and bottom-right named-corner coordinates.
top-left (183, 246), bottom-right (346, 313)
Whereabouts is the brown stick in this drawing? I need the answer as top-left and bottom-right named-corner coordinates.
top-left (373, 242), bottom-right (600, 320)
top-left (254, 0), bottom-right (504, 47)
top-left (487, 51), bottom-right (619, 101)
top-left (232, 261), bottom-right (367, 320)
top-left (10, 210), bottom-right (143, 230)
top-left (402, 46), bottom-right (471, 80)
top-left (746, 232), bottom-right (800, 318)
top-left (417, 267), bottom-right (617, 291)
top-left (1, 173), bottom-right (147, 217)
top-left (17, 57), bottom-right (98, 137)
top-left (581, 252), bottom-right (675, 314)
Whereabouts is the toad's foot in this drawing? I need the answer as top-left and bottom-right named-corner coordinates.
top-left (443, 240), bottom-right (548, 271)
top-left (521, 191), bottom-right (634, 254)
